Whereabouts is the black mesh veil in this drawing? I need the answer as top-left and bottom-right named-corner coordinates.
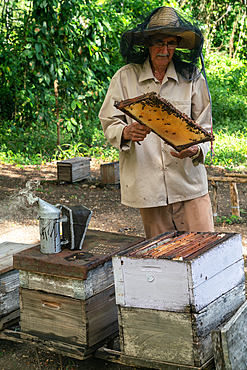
top-left (120, 7), bottom-right (204, 81)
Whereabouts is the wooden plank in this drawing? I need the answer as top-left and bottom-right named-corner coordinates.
top-left (189, 233), bottom-right (243, 290)
top-left (227, 173), bottom-right (247, 178)
top-left (86, 286), bottom-right (118, 347)
top-left (229, 182), bottom-right (240, 217)
top-left (191, 258), bottom-right (245, 312)
top-left (20, 288), bottom-right (87, 346)
top-left (192, 283), bottom-right (245, 340)
top-left (112, 256), bottom-right (126, 307)
top-left (0, 309), bottom-right (20, 330)
top-left (72, 164), bottom-right (90, 182)
top-left (0, 328), bottom-right (23, 343)
top-left (211, 330), bottom-right (225, 370)
top-left (0, 242), bottom-right (36, 274)
top-left (0, 269), bottom-right (20, 317)
top-left (94, 347), bottom-right (215, 370)
top-left (19, 259), bottom-right (114, 300)
top-left (211, 300), bottom-right (247, 370)
top-left (57, 157), bottom-right (91, 165)
top-left (20, 332), bottom-right (91, 360)
top-left (120, 353), bottom-right (215, 370)
top-left (211, 180), bottom-right (218, 222)
top-left (207, 175), bottom-right (247, 183)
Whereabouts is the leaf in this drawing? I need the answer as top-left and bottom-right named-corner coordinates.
top-left (44, 74), bottom-right (50, 85)
top-left (27, 50), bottom-right (34, 58)
top-left (71, 100), bottom-right (77, 110)
top-left (57, 68), bottom-right (63, 79)
top-left (77, 95), bottom-right (85, 100)
top-left (35, 44), bottom-right (42, 54)
top-left (71, 117), bottom-right (77, 125)
top-left (102, 52), bottom-right (110, 64)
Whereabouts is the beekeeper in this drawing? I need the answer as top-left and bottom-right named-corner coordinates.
top-left (99, 6), bottom-right (214, 238)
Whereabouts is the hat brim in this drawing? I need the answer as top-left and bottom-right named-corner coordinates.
top-left (123, 27), bottom-right (202, 50)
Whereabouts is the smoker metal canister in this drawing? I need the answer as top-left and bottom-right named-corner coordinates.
top-left (38, 199), bottom-right (66, 254)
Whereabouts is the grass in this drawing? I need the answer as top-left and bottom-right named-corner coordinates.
top-left (205, 129), bottom-right (247, 170)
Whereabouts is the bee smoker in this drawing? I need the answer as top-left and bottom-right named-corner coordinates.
top-left (37, 199), bottom-right (92, 254)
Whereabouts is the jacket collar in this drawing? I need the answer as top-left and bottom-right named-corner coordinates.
top-left (139, 57), bottom-right (179, 84)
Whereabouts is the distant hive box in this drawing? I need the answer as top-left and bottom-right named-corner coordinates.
top-left (113, 231), bottom-right (245, 369)
top-left (100, 161), bottom-right (119, 184)
top-left (13, 230), bottom-right (143, 359)
top-left (57, 157), bottom-right (91, 183)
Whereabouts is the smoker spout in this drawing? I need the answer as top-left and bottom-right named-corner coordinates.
top-left (38, 199), bottom-right (61, 220)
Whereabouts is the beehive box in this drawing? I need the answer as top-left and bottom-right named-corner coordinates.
top-left (13, 229), bottom-right (143, 358)
top-left (113, 231), bottom-right (244, 311)
top-left (100, 162), bottom-right (120, 185)
top-left (113, 231), bottom-right (245, 369)
top-left (0, 242), bottom-right (37, 330)
top-left (57, 157), bottom-right (91, 183)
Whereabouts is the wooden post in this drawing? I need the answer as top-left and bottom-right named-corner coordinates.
top-left (211, 180), bottom-right (218, 223)
top-left (229, 182), bottom-right (240, 217)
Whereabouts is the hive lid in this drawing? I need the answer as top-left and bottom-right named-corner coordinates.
top-left (13, 229), bottom-right (144, 280)
top-left (114, 92), bottom-right (214, 152)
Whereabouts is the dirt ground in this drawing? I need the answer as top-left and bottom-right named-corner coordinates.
top-left (0, 159), bottom-right (247, 369)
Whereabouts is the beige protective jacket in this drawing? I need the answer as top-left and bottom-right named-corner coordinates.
top-left (99, 58), bottom-right (212, 208)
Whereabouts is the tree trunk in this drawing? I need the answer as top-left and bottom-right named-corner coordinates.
top-left (54, 79), bottom-right (60, 151)
top-left (229, 16), bottom-right (238, 58)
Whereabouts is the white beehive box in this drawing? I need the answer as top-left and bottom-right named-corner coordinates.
top-left (113, 231), bottom-right (245, 312)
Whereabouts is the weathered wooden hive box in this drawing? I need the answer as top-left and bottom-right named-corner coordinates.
top-left (0, 242), bottom-right (37, 330)
top-left (113, 231), bottom-right (246, 370)
top-left (100, 161), bottom-right (120, 185)
top-left (57, 157), bottom-right (91, 183)
top-left (13, 230), bottom-right (142, 359)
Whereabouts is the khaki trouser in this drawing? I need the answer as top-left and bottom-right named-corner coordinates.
top-left (139, 193), bottom-right (214, 239)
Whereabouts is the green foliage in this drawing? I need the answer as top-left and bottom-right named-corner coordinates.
top-left (215, 214), bottom-right (245, 225)
top-left (185, 0), bottom-right (247, 60)
top-left (206, 53), bottom-right (247, 131)
top-left (204, 53), bottom-right (247, 169)
top-left (0, 0), bottom-right (247, 169)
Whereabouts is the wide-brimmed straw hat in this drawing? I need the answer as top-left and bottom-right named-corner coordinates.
top-left (123, 7), bottom-right (202, 50)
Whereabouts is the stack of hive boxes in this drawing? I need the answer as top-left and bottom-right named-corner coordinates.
top-left (13, 230), bottom-right (143, 359)
top-left (113, 231), bottom-right (246, 369)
